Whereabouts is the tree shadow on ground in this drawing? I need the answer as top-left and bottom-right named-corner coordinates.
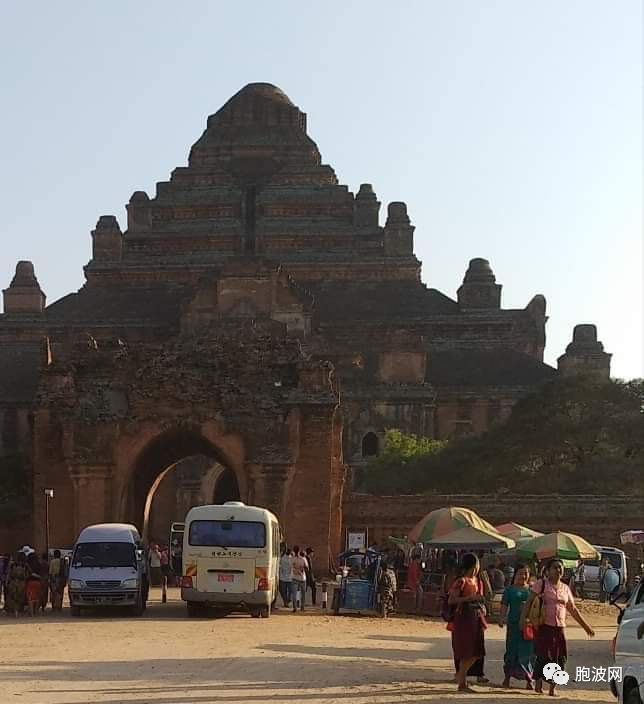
top-left (1, 641), bottom-right (615, 704)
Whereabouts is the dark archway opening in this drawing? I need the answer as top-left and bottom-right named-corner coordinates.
top-left (361, 431), bottom-right (379, 458)
top-left (213, 467), bottom-right (241, 504)
top-left (127, 428), bottom-right (241, 544)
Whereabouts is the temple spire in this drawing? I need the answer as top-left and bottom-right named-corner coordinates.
top-left (2, 261), bottom-right (46, 315)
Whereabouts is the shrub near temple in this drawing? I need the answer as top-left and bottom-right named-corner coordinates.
top-left (363, 378), bottom-right (644, 495)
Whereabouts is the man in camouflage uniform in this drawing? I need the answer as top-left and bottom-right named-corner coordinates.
top-left (379, 560), bottom-right (397, 618)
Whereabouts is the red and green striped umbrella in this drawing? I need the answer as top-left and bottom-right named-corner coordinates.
top-left (516, 531), bottom-right (599, 561)
top-left (408, 506), bottom-right (496, 545)
top-left (495, 522), bottom-right (544, 543)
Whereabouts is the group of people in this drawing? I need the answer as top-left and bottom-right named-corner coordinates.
top-left (0, 547), bottom-right (68, 616)
top-left (447, 553), bottom-right (595, 696)
top-left (0, 538), bottom-right (601, 697)
top-left (278, 545), bottom-right (316, 612)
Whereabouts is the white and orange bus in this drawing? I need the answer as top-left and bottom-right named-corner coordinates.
top-left (180, 502), bottom-right (280, 618)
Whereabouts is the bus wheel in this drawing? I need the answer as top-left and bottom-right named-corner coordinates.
top-left (258, 605), bottom-right (270, 619)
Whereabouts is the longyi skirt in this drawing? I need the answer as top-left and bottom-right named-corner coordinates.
top-left (451, 609), bottom-right (485, 661)
top-left (534, 624), bottom-right (567, 680)
top-left (26, 579), bottom-right (42, 604)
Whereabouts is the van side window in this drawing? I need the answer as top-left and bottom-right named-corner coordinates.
top-left (636, 583), bottom-right (644, 606)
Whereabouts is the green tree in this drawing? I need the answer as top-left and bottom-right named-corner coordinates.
top-left (362, 429), bottom-right (447, 493)
top-left (362, 376), bottom-right (644, 495)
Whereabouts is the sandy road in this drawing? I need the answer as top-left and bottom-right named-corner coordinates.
top-left (0, 589), bottom-right (620, 704)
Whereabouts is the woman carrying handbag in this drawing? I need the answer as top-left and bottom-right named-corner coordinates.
top-left (520, 558), bottom-right (595, 697)
top-left (498, 564), bottom-right (535, 689)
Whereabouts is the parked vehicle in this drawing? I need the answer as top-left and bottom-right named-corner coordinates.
top-left (169, 521), bottom-right (184, 576)
top-left (585, 546), bottom-right (628, 593)
top-left (68, 523), bottom-right (149, 616)
top-left (610, 578), bottom-right (644, 702)
top-left (332, 548), bottom-right (383, 616)
top-left (180, 502), bottom-right (280, 618)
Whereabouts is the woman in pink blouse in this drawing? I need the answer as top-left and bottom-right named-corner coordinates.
top-left (520, 558), bottom-right (595, 696)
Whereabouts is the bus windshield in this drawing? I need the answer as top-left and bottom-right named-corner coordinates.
top-left (188, 520), bottom-right (266, 548)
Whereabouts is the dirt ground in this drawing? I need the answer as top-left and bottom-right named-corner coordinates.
top-left (0, 589), bottom-right (620, 704)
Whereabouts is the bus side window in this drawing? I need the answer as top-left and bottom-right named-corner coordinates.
top-left (272, 524), bottom-right (279, 558)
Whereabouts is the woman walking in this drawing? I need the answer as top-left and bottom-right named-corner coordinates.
top-left (5, 552), bottom-right (28, 616)
top-left (39, 551), bottom-right (49, 613)
top-left (278, 546), bottom-right (292, 607)
top-left (448, 553), bottom-right (487, 693)
top-left (25, 553), bottom-right (43, 616)
top-left (520, 558), bottom-right (594, 697)
top-left (499, 564), bottom-right (535, 689)
top-left (49, 550), bottom-right (66, 612)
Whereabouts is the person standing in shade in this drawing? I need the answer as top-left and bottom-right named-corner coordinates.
top-left (500, 560), bottom-right (515, 588)
top-left (520, 558), bottom-right (594, 697)
top-left (170, 539), bottom-right (182, 583)
top-left (5, 552), bottom-right (28, 616)
top-left (278, 546), bottom-right (292, 607)
top-left (407, 552), bottom-right (423, 612)
top-left (160, 545), bottom-right (170, 581)
top-left (38, 551), bottom-right (49, 613)
top-left (0, 553), bottom-right (8, 609)
top-left (487, 557), bottom-right (505, 594)
top-left (48, 550), bottom-right (66, 612)
top-left (148, 544), bottom-right (162, 588)
top-left (379, 559), bottom-right (397, 618)
top-left (305, 547), bottom-right (316, 606)
top-left (290, 546), bottom-right (307, 612)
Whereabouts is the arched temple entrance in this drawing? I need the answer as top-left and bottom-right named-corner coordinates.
top-left (31, 311), bottom-right (345, 566)
top-left (123, 428), bottom-right (243, 544)
top-left (213, 468), bottom-right (241, 504)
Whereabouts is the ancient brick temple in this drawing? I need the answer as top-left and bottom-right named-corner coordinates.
top-left (0, 83), bottom-right (611, 562)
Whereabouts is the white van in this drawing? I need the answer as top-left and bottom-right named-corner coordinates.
top-left (611, 580), bottom-right (644, 702)
top-left (68, 523), bottom-right (149, 616)
top-left (585, 546), bottom-right (628, 594)
top-left (180, 502), bottom-right (280, 618)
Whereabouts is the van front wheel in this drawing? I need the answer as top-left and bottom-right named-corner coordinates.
top-left (258, 605), bottom-right (270, 619)
top-left (131, 592), bottom-right (144, 617)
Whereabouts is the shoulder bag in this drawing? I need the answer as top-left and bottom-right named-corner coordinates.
top-left (527, 578), bottom-right (546, 630)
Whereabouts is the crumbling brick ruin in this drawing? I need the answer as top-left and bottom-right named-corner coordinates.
top-left (0, 83), bottom-right (611, 561)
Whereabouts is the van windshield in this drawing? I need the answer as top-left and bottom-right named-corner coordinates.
top-left (189, 520), bottom-right (266, 548)
top-left (73, 542), bottom-right (136, 568)
top-left (585, 553), bottom-right (623, 569)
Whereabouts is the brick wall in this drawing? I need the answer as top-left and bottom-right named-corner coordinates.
top-left (0, 516), bottom-right (32, 554)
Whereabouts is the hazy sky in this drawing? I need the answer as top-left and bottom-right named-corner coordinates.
top-left (1, 2), bottom-right (641, 379)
